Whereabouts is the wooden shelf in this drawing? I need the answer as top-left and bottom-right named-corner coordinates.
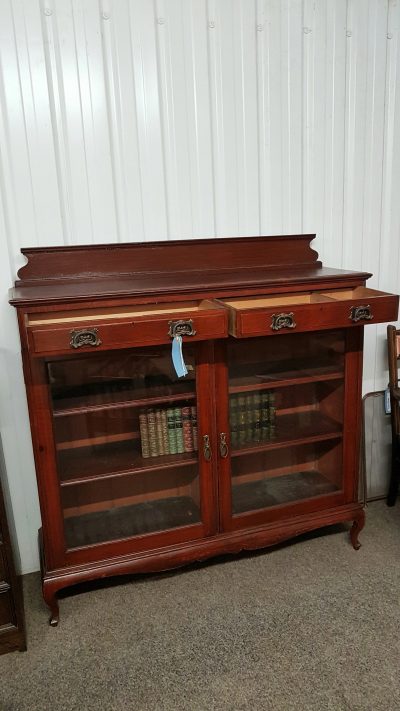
top-left (231, 411), bottom-right (342, 457)
top-left (229, 363), bottom-right (343, 394)
top-left (53, 383), bottom-right (196, 417)
top-left (232, 470), bottom-right (339, 514)
top-left (64, 495), bottom-right (201, 548)
top-left (58, 441), bottom-right (198, 486)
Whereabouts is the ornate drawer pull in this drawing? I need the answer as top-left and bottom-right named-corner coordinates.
top-left (70, 328), bottom-right (102, 349)
top-left (168, 319), bottom-right (197, 338)
top-left (349, 305), bottom-right (373, 323)
top-left (271, 312), bottom-right (296, 331)
top-left (203, 434), bottom-right (212, 462)
top-left (219, 432), bottom-right (229, 458)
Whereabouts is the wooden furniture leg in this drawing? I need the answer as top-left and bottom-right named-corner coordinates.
top-left (42, 581), bottom-right (60, 627)
top-left (350, 509), bottom-right (365, 550)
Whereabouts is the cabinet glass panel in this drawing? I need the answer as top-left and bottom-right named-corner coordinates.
top-left (47, 346), bottom-right (201, 549)
top-left (227, 331), bottom-right (345, 515)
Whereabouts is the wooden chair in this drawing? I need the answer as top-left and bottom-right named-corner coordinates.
top-left (387, 325), bottom-right (400, 506)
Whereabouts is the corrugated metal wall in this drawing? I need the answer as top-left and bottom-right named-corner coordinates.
top-left (1, 0), bottom-right (399, 573)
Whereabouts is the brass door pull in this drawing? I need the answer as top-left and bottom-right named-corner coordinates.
top-left (349, 305), bottom-right (373, 323)
top-left (168, 319), bottom-right (197, 338)
top-left (70, 328), bottom-right (102, 349)
top-left (219, 433), bottom-right (229, 458)
top-left (271, 312), bottom-right (296, 331)
top-left (203, 434), bottom-right (212, 462)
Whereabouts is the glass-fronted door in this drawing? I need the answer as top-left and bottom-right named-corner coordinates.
top-left (47, 343), bottom-right (215, 554)
top-left (218, 330), bottom-right (347, 530)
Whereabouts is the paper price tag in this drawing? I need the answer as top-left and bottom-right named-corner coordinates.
top-left (172, 335), bottom-right (188, 378)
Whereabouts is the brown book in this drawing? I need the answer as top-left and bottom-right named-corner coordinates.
top-left (191, 406), bottom-right (198, 451)
top-left (182, 406), bottom-right (194, 452)
top-left (147, 409), bottom-right (159, 457)
top-left (139, 410), bottom-right (150, 458)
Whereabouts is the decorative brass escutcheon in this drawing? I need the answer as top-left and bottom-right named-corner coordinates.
top-left (203, 434), bottom-right (212, 462)
top-left (70, 328), bottom-right (102, 349)
top-left (271, 312), bottom-right (296, 331)
top-left (168, 319), bottom-right (197, 338)
top-left (349, 305), bottom-right (373, 323)
top-left (219, 432), bottom-right (229, 458)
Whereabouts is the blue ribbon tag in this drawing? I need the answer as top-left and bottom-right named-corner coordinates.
top-left (172, 335), bottom-right (188, 378)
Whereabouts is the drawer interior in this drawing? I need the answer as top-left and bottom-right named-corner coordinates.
top-left (219, 286), bottom-right (393, 313)
top-left (218, 292), bottom-right (335, 311)
top-left (319, 286), bottom-right (390, 301)
top-left (28, 299), bottom-right (221, 326)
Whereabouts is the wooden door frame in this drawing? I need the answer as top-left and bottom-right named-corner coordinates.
top-left (26, 341), bottom-right (220, 570)
top-left (215, 331), bottom-right (362, 533)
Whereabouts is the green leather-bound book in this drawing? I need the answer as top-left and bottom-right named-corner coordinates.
top-left (260, 392), bottom-right (270, 440)
top-left (167, 407), bottom-right (177, 454)
top-left (174, 407), bottom-right (184, 454)
top-left (161, 409), bottom-right (170, 454)
top-left (229, 395), bottom-right (239, 447)
top-left (252, 392), bottom-right (261, 442)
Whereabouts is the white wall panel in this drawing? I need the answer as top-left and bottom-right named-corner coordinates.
top-left (1, 0), bottom-right (400, 572)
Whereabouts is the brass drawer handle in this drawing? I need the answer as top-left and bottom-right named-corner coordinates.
top-left (203, 434), bottom-right (212, 462)
top-left (219, 432), bottom-right (229, 458)
top-left (350, 305), bottom-right (373, 323)
top-left (271, 312), bottom-right (296, 331)
top-left (168, 319), bottom-right (197, 338)
top-left (70, 328), bottom-right (102, 349)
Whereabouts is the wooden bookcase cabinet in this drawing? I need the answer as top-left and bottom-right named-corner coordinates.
top-left (10, 235), bottom-right (399, 625)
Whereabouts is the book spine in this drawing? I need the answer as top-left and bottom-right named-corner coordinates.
top-left (147, 409), bottom-right (159, 457)
top-left (260, 392), bottom-right (270, 440)
top-left (229, 395), bottom-right (238, 447)
top-left (161, 409), bottom-right (169, 455)
top-left (191, 406), bottom-right (198, 451)
top-left (139, 410), bottom-right (150, 458)
top-left (252, 392), bottom-right (261, 442)
top-left (245, 394), bottom-right (253, 441)
top-left (167, 408), bottom-right (177, 454)
top-left (237, 395), bottom-right (247, 446)
top-left (182, 406), bottom-right (194, 452)
top-left (174, 407), bottom-right (184, 454)
top-left (268, 392), bottom-right (276, 438)
top-left (155, 410), bottom-right (165, 456)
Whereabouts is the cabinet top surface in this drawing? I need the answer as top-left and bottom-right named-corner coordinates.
top-left (10, 234), bottom-right (371, 308)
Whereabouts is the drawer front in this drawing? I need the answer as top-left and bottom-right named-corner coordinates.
top-left (235, 294), bottom-right (399, 337)
top-left (29, 311), bottom-right (227, 355)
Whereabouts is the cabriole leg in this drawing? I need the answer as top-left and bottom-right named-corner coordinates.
top-left (350, 510), bottom-right (365, 550)
top-left (43, 581), bottom-right (60, 627)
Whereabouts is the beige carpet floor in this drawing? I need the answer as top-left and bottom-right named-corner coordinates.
top-left (0, 500), bottom-right (400, 711)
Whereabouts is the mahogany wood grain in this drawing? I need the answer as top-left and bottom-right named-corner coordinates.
top-left (16, 235), bottom-right (321, 284)
top-left (28, 305), bottom-right (227, 357)
top-left (40, 501), bottom-right (365, 626)
top-left (222, 289), bottom-right (398, 338)
top-left (9, 235), bottom-right (398, 625)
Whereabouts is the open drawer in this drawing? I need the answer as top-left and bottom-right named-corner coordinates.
top-left (27, 299), bottom-right (228, 356)
top-left (219, 287), bottom-right (399, 338)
